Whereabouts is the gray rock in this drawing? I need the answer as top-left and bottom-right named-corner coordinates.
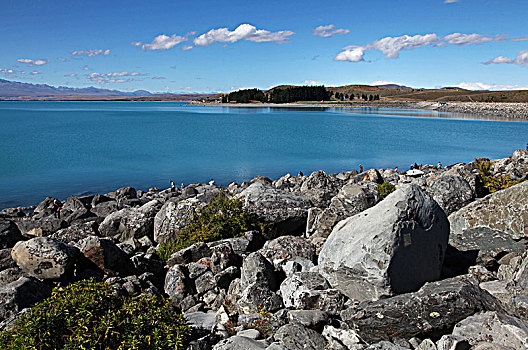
top-left (513, 250), bottom-right (528, 290)
top-left (435, 335), bottom-right (470, 350)
top-left (240, 252), bottom-right (278, 291)
top-left (416, 339), bottom-right (437, 350)
top-left (153, 198), bottom-right (204, 244)
top-left (280, 272), bottom-right (345, 315)
top-left (185, 311), bottom-right (222, 333)
top-left (288, 310), bottom-right (329, 329)
top-left (322, 325), bottom-right (362, 349)
top-left (449, 181), bottom-right (528, 241)
top-left (60, 195), bottom-right (92, 223)
top-left (238, 182), bottom-right (311, 238)
top-left (366, 342), bottom-right (409, 350)
top-left (90, 200), bottom-right (118, 218)
top-left (164, 264), bottom-right (191, 304)
top-left (167, 242), bottom-right (211, 266)
top-left (195, 271), bottom-right (215, 295)
top-left (49, 221), bottom-right (99, 245)
top-left (11, 237), bottom-right (79, 280)
top-left (213, 336), bottom-right (267, 350)
top-left (299, 170), bottom-right (342, 208)
top-left (274, 323), bottom-right (327, 350)
top-left (0, 220), bottom-right (23, 249)
top-left (319, 184), bottom-right (449, 301)
top-left (98, 200), bottom-right (160, 242)
top-left (340, 275), bottom-right (503, 344)
top-left (426, 176), bottom-right (474, 215)
top-left (188, 262), bottom-right (210, 279)
top-left (15, 215), bottom-right (66, 237)
top-left (215, 266), bottom-right (240, 290)
top-left (236, 283), bottom-right (284, 314)
top-left (260, 235), bottom-right (315, 270)
top-left (307, 183), bottom-right (381, 240)
top-left (237, 328), bottom-right (261, 339)
top-left (0, 248), bottom-right (17, 271)
top-left (0, 277), bottom-right (51, 322)
top-left (451, 311), bottom-right (528, 349)
top-left (0, 267), bottom-right (23, 287)
top-left (510, 294), bottom-right (528, 321)
top-left (76, 236), bottom-right (133, 275)
top-left (209, 241), bottom-right (241, 274)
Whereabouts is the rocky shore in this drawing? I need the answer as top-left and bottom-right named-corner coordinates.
top-left (1, 149), bottom-right (528, 349)
top-left (191, 101), bottom-right (528, 121)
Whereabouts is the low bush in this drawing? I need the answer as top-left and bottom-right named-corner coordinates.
top-left (476, 158), bottom-right (524, 194)
top-left (0, 279), bottom-right (191, 350)
top-left (375, 182), bottom-right (396, 199)
top-left (157, 193), bottom-right (264, 263)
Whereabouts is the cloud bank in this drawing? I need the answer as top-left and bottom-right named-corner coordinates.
top-left (335, 32), bottom-right (516, 62)
top-left (87, 71), bottom-right (146, 84)
top-left (313, 25), bottom-right (350, 38)
top-left (132, 33), bottom-right (193, 51)
top-left (456, 82), bottom-right (528, 91)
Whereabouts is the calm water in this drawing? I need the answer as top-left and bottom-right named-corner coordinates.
top-left (1, 101), bottom-right (527, 209)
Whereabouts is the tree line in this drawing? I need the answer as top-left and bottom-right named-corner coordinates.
top-left (224, 86), bottom-right (331, 103)
top-left (333, 92), bottom-right (380, 101)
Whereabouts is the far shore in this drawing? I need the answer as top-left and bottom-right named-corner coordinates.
top-left (187, 100), bottom-right (528, 122)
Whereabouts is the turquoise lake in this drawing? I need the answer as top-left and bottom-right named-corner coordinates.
top-left (1, 101), bottom-right (527, 209)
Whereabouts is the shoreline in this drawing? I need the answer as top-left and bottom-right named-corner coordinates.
top-left (187, 100), bottom-right (528, 122)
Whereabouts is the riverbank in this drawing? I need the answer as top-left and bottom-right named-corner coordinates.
top-left (189, 100), bottom-right (528, 121)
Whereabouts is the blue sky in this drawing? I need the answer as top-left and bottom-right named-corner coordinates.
top-left (1, 0), bottom-right (527, 93)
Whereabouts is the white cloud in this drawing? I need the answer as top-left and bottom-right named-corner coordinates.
top-left (152, 76), bottom-right (166, 80)
top-left (87, 71), bottom-right (146, 84)
top-left (511, 36), bottom-right (528, 41)
top-left (30, 71), bottom-right (39, 75)
top-left (483, 50), bottom-right (528, 66)
top-left (334, 47), bottom-right (365, 62)
top-left (483, 56), bottom-right (514, 65)
top-left (57, 57), bottom-right (70, 62)
top-left (335, 32), bottom-right (520, 62)
top-left (64, 73), bottom-right (78, 77)
top-left (0, 68), bottom-right (14, 74)
top-left (193, 24), bottom-right (294, 46)
top-left (302, 80), bottom-right (322, 85)
top-left (444, 0), bottom-right (460, 3)
top-left (371, 80), bottom-right (404, 86)
top-left (82, 65), bottom-right (90, 71)
top-left (313, 24), bottom-right (350, 38)
top-left (367, 34), bottom-right (441, 59)
top-left (132, 33), bottom-right (193, 51)
top-left (181, 45), bottom-right (194, 51)
top-left (444, 33), bottom-right (504, 46)
top-left (71, 49), bottom-right (110, 57)
top-left (456, 82), bottom-right (528, 90)
top-left (16, 58), bottom-right (49, 66)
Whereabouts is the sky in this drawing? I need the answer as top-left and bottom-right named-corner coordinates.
top-left (1, 0), bottom-right (527, 93)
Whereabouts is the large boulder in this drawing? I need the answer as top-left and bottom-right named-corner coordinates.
top-left (237, 182), bottom-right (311, 238)
top-left (11, 237), bottom-right (80, 280)
top-left (153, 198), bottom-right (204, 244)
top-left (99, 199), bottom-right (161, 242)
top-left (449, 181), bottom-right (528, 242)
top-left (451, 311), bottom-right (528, 349)
top-left (49, 221), bottom-right (99, 245)
top-left (0, 277), bottom-right (51, 322)
top-left (0, 220), bottom-right (23, 249)
top-left (60, 196), bottom-right (93, 223)
top-left (307, 183), bottom-right (381, 240)
top-left (259, 235), bottom-right (315, 271)
top-left (340, 275), bottom-right (503, 344)
top-left (76, 236), bottom-right (133, 276)
top-left (319, 184), bottom-right (449, 301)
top-left (213, 336), bottom-right (267, 350)
top-left (280, 272), bottom-right (345, 315)
top-left (298, 170), bottom-right (342, 208)
top-left (426, 175), bottom-right (475, 215)
top-left (274, 323), bottom-right (328, 350)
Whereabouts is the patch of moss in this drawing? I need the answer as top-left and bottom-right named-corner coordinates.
top-left (375, 182), bottom-right (397, 199)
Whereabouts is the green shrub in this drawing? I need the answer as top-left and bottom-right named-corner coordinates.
top-left (375, 182), bottom-right (397, 199)
top-left (157, 193), bottom-right (264, 263)
top-left (0, 279), bottom-right (191, 350)
top-left (476, 158), bottom-right (524, 194)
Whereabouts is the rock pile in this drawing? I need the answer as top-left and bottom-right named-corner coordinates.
top-left (1, 150), bottom-right (528, 349)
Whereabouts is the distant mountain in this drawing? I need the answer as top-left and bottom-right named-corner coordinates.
top-left (373, 83), bottom-right (412, 90)
top-left (0, 79), bottom-right (152, 97)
